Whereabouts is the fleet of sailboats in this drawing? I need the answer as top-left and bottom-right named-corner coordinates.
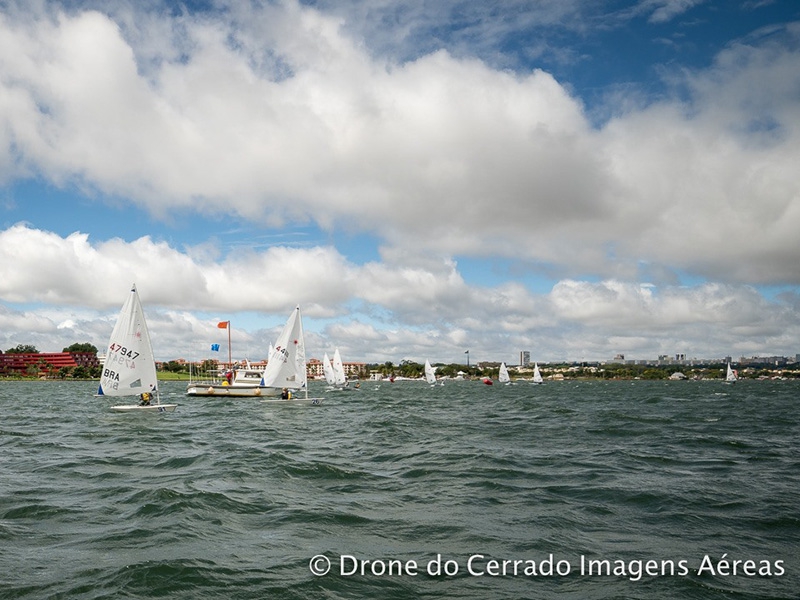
top-left (100, 288), bottom-right (715, 407)
top-left (91, 284), bottom-right (560, 404)
top-left (97, 297), bottom-right (753, 411)
top-left (323, 348), bottom-right (350, 390)
top-left (82, 281), bottom-right (767, 415)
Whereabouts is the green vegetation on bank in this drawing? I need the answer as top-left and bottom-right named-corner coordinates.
top-left (2, 343), bottom-right (798, 381)
top-left (367, 360), bottom-right (800, 381)
top-left (157, 371), bottom-right (193, 381)
top-left (5, 344), bottom-right (40, 354)
top-left (4, 343), bottom-right (99, 354)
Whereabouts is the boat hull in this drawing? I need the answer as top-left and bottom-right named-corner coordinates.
top-left (186, 383), bottom-right (281, 397)
top-left (260, 396), bottom-right (324, 406)
top-left (110, 404), bottom-right (178, 412)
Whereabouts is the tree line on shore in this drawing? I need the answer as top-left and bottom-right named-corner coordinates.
top-left (164, 359), bottom-right (799, 381)
top-left (369, 360), bottom-right (800, 381)
top-left (3, 344), bottom-right (798, 381)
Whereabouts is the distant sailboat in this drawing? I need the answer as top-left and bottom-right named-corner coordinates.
top-left (322, 352), bottom-right (336, 386)
top-left (725, 363), bottom-right (738, 384)
top-left (424, 359), bottom-right (442, 386)
top-left (531, 363), bottom-right (544, 385)
top-left (322, 349), bottom-right (349, 390)
top-left (332, 348), bottom-right (349, 388)
top-left (498, 362), bottom-right (512, 385)
top-left (97, 284), bottom-right (177, 412)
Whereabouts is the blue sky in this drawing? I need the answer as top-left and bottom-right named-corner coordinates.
top-left (1, 0), bottom-right (799, 365)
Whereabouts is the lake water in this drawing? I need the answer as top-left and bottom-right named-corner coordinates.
top-left (1, 379), bottom-right (797, 599)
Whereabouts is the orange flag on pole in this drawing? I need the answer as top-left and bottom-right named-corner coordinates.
top-left (217, 321), bottom-right (229, 329)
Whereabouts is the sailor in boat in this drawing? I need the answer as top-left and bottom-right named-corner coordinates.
top-left (281, 388), bottom-right (292, 400)
top-left (139, 392), bottom-right (152, 406)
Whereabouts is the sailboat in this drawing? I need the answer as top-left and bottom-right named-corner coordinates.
top-left (97, 284), bottom-right (177, 412)
top-left (332, 348), bottom-right (349, 388)
top-left (322, 352), bottom-right (336, 386)
top-left (498, 362), bottom-right (512, 385)
top-left (531, 362), bottom-right (544, 384)
top-left (322, 348), bottom-right (349, 390)
top-left (725, 362), bottom-right (738, 384)
top-left (424, 359), bottom-right (442, 386)
top-left (260, 305), bottom-right (324, 405)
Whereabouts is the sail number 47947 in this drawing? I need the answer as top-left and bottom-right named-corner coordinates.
top-left (108, 343), bottom-right (140, 360)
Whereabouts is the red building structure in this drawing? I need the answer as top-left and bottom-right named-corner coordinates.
top-left (0, 352), bottom-right (100, 378)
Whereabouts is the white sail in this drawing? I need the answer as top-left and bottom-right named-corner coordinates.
top-left (98, 284), bottom-right (159, 398)
top-left (726, 363), bottom-right (737, 383)
top-left (498, 362), bottom-right (510, 384)
top-left (98, 284), bottom-right (177, 412)
top-left (261, 306), bottom-right (307, 391)
top-left (322, 352), bottom-right (336, 385)
top-left (532, 362), bottom-right (544, 384)
top-left (332, 348), bottom-right (347, 386)
top-left (424, 359), bottom-right (437, 385)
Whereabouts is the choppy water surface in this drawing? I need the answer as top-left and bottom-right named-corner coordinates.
top-left (1, 379), bottom-right (797, 599)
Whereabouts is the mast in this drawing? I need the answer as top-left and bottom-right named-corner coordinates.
top-left (217, 320), bottom-right (232, 368)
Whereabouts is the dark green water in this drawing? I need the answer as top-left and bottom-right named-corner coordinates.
top-left (1, 379), bottom-right (797, 599)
